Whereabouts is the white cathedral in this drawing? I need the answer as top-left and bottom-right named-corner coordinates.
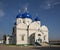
top-left (5, 8), bottom-right (49, 46)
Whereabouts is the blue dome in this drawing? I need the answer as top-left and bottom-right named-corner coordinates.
top-left (16, 14), bottom-right (22, 18)
top-left (35, 17), bottom-right (40, 21)
top-left (22, 12), bottom-right (32, 19)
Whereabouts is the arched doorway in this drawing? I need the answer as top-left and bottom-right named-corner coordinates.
top-left (35, 34), bottom-right (42, 45)
top-left (29, 33), bottom-right (35, 45)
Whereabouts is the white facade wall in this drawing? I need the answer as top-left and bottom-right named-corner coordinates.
top-left (29, 22), bottom-right (40, 36)
top-left (11, 17), bottom-right (49, 45)
top-left (16, 23), bottom-right (28, 45)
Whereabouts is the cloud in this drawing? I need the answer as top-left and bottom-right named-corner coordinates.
top-left (40, 0), bottom-right (52, 9)
top-left (40, 0), bottom-right (60, 10)
top-left (0, 9), bottom-right (5, 17)
top-left (40, 3), bottom-right (52, 10)
top-left (53, 2), bottom-right (60, 5)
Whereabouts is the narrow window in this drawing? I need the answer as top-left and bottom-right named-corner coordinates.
top-left (23, 21), bottom-right (25, 23)
top-left (38, 34), bottom-right (41, 36)
top-left (38, 29), bottom-right (40, 32)
top-left (21, 35), bottom-right (25, 41)
top-left (19, 20), bottom-right (21, 23)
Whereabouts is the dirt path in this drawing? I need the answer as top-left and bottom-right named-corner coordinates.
top-left (0, 45), bottom-right (60, 50)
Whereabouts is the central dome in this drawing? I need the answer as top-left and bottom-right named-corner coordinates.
top-left (22, 12), bottom-right (32, 19)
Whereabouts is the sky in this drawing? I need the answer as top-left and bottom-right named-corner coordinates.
top-left (0, 0), bottom-right (60, 40)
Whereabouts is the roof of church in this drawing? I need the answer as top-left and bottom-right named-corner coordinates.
top-left (22, 12), bottom-right (32, 19)
top-left (16, 12), bottom-right (32, 19)
top-left (35, 16), bottom-right (40, 21)
top-left (16, 14), bottom-right (22, 18)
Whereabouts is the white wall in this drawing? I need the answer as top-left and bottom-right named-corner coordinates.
top-left (29, 21), bottom-right (40, 36)
top-left (40, 25), bottom-right (49, 43)
top-left (15, 18), bottom-right (49, 45)
top-left (16, 23), bottom-right (28, 45)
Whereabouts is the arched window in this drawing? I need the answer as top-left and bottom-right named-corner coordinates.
top-left (18, 20), bottom-right (21, 23)
top-left (38, 34), bottom-right (41, 36)
top-left (21, 35), bottom-right (25, 41)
